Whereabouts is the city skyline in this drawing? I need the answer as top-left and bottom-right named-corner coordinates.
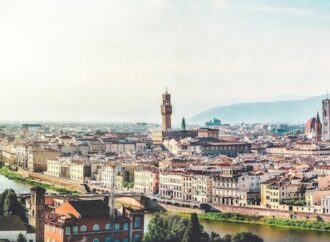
top-left (1, 0), bottom-right (330, 122)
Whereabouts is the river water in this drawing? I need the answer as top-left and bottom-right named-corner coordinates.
top-left (0, 174), bottom-right (32, 194)
top-left (1, 174), bottom-right (329, 241)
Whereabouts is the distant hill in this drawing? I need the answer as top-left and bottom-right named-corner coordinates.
top-left (190, 95), bottom-right (326, 125)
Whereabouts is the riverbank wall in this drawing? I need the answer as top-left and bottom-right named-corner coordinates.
top-left (214, 205), bottom-right (330, 222)
top-left (143, 197), bottom-right (330, 223)
top-left (17, 168), bottom-right (86, 193)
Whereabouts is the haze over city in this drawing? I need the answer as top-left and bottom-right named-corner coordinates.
top-left (1, 0), bottom-right (330, 122)
top-left (3, 1), bottom-right (330, 242)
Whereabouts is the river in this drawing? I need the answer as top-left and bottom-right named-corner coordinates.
top-left (1, 174), bottom-right (329, 241)
top-left (0, 173), bottom-right (32, 194)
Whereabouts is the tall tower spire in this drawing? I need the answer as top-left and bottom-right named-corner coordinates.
top-left (161, 90), bottom-right (172, 131)
top-left (322, 98), bottom-right (330, 141)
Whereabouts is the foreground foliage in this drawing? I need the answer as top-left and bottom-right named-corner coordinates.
top-left (0, 189), bottom-right (27, 223)
top-left (16, 233), bottom-right (27, 242)
top-left (143, 213), bottom-right (264, 242)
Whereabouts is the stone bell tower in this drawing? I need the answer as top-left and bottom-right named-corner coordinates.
top-left (161, 90), bottom-right (172, 131)
top-left (322, 98), bottom-right (330, 141)
top-left (30, 187), bottom-right (46, 242)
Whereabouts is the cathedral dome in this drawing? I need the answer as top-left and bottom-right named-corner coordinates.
top-left (305, 117), bottom-right (316, 134)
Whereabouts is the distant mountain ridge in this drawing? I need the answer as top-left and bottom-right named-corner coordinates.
top-left (190, 95), bottom-right (326, 125)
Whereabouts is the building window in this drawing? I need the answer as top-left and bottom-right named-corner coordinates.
top-left (134, 235), bottom-right (141, 242)
top-left (105, 238), bottom-right (111, 242)
top-left (73, 226), bottom-right (78, 234)
top-left (93, 224), bottom-right (100, 231)
top-left (115, 223), bottom-right (120, 231)
top-left (123, 223), bottom-right (129, 231)
top-left (105, 223), bottom-right (111, 231)
top-left (80, 225), bottom-right (87, 232)
top-left (65, 226), bottom-right (71, 235)
top-left (134, 217), bottom-right (141, 228)
top-left (93, 239), bottom-right (99, 242)
top-left (123, 239), bottom-right (128, 242)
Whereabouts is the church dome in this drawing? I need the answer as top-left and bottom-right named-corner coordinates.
top-left (305, 117), bottom-right (316, 134)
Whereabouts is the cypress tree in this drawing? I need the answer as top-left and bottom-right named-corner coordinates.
top-left (181, 117), bottom-right (186, 130)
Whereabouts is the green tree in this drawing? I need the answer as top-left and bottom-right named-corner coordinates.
top-left (144, 213), bottom-right (190, 242)
top-left (209, 233), bottom-right (231, 242)
top-left (181, 117), bottom-right (186, 130)
top-left (231, 232), bottom-right (263, 242)
top-left (298, 184), bottom-right (306, 198)
top-left (16, 233), bottom-right (27, 242)
top-left (0, 189), bottom-right (27, 223)
top-left (184, 213), bottom-right (206, 242)
top-left (122, 166), bottom-right (134, 188)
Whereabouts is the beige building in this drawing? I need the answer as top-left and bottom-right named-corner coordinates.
top-left (45, 159), bottom-right (91, 182)
top-left (159, 168), bottom-right (217, 203)
top-left (191, 173), bottom-right (213, 203)
top-left (266, 143), bottom-right (330, 156)
top-left (260, 179), bottom-right (300, 209)
top-left (96, 164), bottom-right (123, 191)
top-left (28, 148), bottom-right (59, 172)
top-left (159, 170), bottom-right (190, 201)
top-left (134, 166), bottom-right (159, 195)
top-left (1, 146), bottom-right (17, 166)
top-left (213, 176), bottom-right (240, 206)
top-left (197, 128), bottom-right (219, 138)
top-left (305, 189), bottom-right (330, 207)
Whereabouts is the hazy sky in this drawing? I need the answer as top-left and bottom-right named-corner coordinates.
top-left (1, 0), bottom-right (330, 124)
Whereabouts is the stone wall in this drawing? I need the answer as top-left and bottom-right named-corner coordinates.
top-left (214, 205), bottom-right (330, 222)
top-left (18, 168), bottom-right (86, 193)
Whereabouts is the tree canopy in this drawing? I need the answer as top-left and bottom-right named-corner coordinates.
top-left (122, 166), bottom-right (134, 188)
top-left (143, 213), bottom-right (263, 242)
top-left (231, 232), bottom-right (263, 242)
top-left (16, 233), bottom-right (27, 242)
top-left (0, 189), bottom-right (28, 223)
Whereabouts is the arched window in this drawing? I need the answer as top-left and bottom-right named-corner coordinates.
top-left (93, 224), bottom-right (100, 231)
top-left (134, 217), bottom-right (141, 228)
top-left (105, 223), bottom-right (111, 231)
top-left (93, 239), bottom-right (99, 242)
top-left (105, 238), bottom-right (111, 242)
top-left (80, 225), bottom-right (87, 232)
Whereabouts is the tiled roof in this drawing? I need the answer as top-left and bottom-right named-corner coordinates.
top-left (68, 200), bottom-right (109, 217)
top-left (0, 216), bottom-right (27, 231)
